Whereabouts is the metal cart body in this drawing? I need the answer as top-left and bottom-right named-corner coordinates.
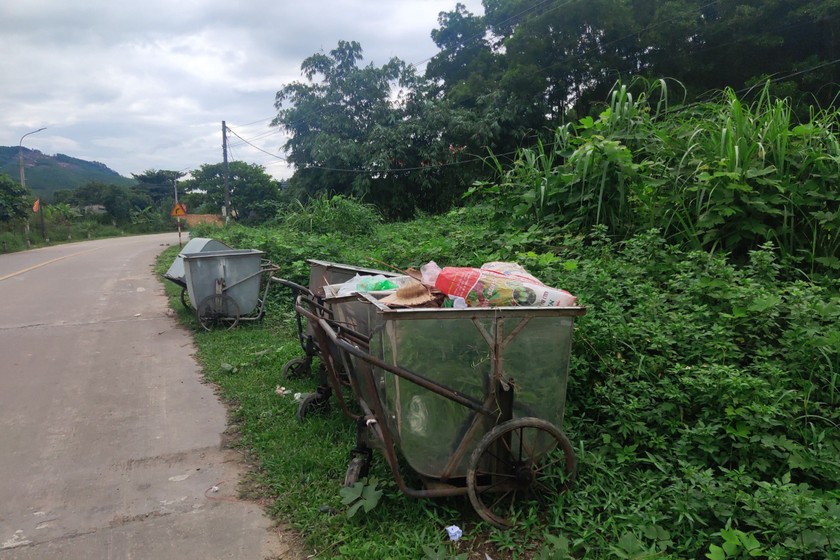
top-left (163, 237), bottom-right (231, 309)
top-left (182, 249), bottom-right (276, 329)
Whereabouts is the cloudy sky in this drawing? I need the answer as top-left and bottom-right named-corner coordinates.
top-left (1, 0), bottom-right (484, 181)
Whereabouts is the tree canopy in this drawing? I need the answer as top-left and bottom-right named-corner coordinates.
top-left (0, 172), bottom-right (31, 223)
top-left (272, 40), bottom-right (487, 218)
top-left (131, 169), bottom-right (185, 205)
top-left (181, 161), bottom-right (280, 224)
top-left (270, 0), bottom-right (839, 218)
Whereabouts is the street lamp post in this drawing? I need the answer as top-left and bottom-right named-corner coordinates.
top-left (19, 127), bottom-right (47, 247)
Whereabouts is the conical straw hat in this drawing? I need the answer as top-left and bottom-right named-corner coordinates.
top-left (380, 281), bottom-right (434, 307)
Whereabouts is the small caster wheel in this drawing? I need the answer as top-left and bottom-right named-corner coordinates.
top-left (296, 392), bottom-right (329, 421)
top-left (282, 356), bottom-right (311, 379)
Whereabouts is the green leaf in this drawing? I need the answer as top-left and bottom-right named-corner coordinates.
top-left (340, 483), bottom-right (364, 504)
top-left (346, 500), bottom-right (365, 519)
top-left (722, 540), bottom-right (739, 556)
top-left (705, 544), bottom-right (726, 560)
top-left (747, 295), bottom-right (781, 313)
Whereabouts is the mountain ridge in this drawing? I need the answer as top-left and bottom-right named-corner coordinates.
top-left (0, 146), bottom-right (135, 200)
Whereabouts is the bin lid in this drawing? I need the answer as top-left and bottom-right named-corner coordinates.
top-left (163, 237), bottom-right (231, 285)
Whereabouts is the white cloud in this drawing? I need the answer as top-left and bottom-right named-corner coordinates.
top-left (0, 0), bottom-right (484, 181)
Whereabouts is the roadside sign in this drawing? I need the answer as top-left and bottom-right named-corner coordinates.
top-left (171, 203), bottom-right (187, 217)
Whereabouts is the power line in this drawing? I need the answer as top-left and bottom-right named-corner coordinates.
top-left (225, 125), bottom-right (287, 161)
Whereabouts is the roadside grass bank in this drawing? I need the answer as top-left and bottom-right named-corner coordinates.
top-left (156, 205), bottom-right (840, 559)
top-left (1, 221), bottom-right (172, 253)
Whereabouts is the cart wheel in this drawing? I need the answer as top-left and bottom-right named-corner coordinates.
top-left (180, 288), bottom-right (191, 310)
top-left (343, 454), bottom-right (371, 487)
top-left (282, 356), bottom-right (311, 379)
top-left (197, 294), bottom-right (240, 331)
top-left (466, 417), bottom-right (576, 529)
top-left (296, 392), bottom-right (330, 422)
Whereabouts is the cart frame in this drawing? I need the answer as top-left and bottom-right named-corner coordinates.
top-left (314, 293), bottom-right (587, 528)
top-left (269, 260), bottom-right (397, 380)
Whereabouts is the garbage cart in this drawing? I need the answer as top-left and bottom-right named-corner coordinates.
top-left (163, 237), bottom-right (231, 309)
top-left (319, 293), bottom-right (586, 528)
top-left (182, 249), bottom-right (278, 330)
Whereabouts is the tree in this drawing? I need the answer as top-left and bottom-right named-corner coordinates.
top-left (273, 41), bottom-right (489, 218)
top-left (431, 0), bottom-right (839, 128)
top-left (427, 3), bottom-right (499, 103)
top-left (131, 169), bottom-right (184, 205)
top-left (272, 41), bottom-right (414, 203)
top-left (182, 161), bottom-right (280, 224)
top-left (0, 173), bottom-right (31, 223)
top-left (71, 181), bottom-right (151, 224)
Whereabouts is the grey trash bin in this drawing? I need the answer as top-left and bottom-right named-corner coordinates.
top-left (163, 237), bottom-right (231, 289)
top-left (182, 249), bottom-right (269, 330)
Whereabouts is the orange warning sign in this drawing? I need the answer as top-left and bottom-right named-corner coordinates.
top-left (171, 203), bottom-right (187, 217)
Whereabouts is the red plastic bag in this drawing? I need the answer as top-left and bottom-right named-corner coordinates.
top-left (428, 262), bottom-right (576, 307)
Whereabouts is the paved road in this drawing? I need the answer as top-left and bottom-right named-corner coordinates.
top-left (0, 234), bottom-right (290, 559)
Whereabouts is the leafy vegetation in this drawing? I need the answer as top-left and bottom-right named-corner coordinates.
top-left (0, 172), bottom-right (31, 223)
top-left (269, 0), bottom-right (839, 220)
top-left (469, 80), bottom-right (840, 277)
top-left (174, 187), bottom-right (839, 558)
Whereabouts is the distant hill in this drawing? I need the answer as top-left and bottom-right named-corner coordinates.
top-left (0, 146), bottom-right (135, 200)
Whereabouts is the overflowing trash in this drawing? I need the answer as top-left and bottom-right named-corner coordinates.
top-left (322, 260), bottom-right (575, 309)
top-left (329, 274), bottom-right (413, 297)
top-left (422, 261), bottom-right (576, 308)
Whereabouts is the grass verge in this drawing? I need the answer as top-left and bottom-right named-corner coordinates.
top-left (156, 209), bottom-right (840, 559)
top-left (154, 246), bottom-right (501, 559)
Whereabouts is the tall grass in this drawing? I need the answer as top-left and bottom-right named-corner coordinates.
top-left (471, 80), bottom-right (840, 273)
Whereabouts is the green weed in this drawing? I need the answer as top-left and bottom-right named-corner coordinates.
top-left (159, 207), bottom-right (839, 558)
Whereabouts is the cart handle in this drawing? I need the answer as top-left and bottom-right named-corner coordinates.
top-left (218, 263), bottom-right (280, 293)
top-left (270, 276), bottom-right (313, 297)
top-left (318, 316), bottom-right (490, 416)
top-left (293, 296), bottom-right (368, 347)
top-left (294, 294), bottom-right (343, 325)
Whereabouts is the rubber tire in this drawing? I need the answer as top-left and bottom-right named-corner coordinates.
top-left (282, 356), bottom-right (311, 379)
top-left (180, 288), bottom-right (191, 310)
top-left (197, 294), bottom-right (240, 331)
top-left (296, 392), bottom-right (329, 422)
top-left (466, 417), bottom-right (576, 529)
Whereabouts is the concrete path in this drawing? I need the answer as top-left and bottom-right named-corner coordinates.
top-left (0, 234), bottom-right (296, 559)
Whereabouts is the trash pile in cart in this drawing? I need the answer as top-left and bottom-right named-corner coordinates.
top-left (330, 260), bottom-right (577, 309)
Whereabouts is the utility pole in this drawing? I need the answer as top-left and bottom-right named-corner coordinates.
top-left (19, 127), bottom-right (47, 248)
top-left (222, 121), bottom-right (231, 224)
top-left (174, 177), bottom-right (183, 248)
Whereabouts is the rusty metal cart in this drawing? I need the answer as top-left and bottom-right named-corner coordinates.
top-left (182, 249), bottom-right (278, 330)
top-left (318, 293), bottom-right (586, 528)
top-left (292, 289), bottom-right (393, 423)
top-left (271, 260), bottom-right (398, 379)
